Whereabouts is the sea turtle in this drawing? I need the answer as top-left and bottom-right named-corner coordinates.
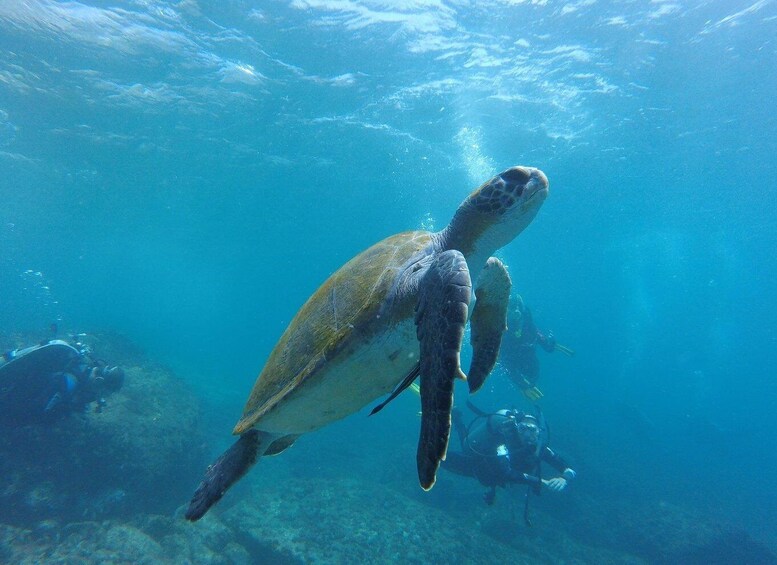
top-left (186, 165), bottom-right (549, 521)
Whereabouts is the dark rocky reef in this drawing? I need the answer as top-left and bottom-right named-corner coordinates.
top-left (609, 499), bottom-right (777, 565)
top-left (0, 431), bottom-right (774, 563)
top-left (0, 475), bottom-right (643, 564)
top-left (1, 332), bottom-right (775, 563)
top-left (0, 331), bottom-right (210, 524)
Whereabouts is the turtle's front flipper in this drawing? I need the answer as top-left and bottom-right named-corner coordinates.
top-left (468, 257), bottom-right (511, 393)
top-left (185, 429), bottom-right (265, 521)
top-left (415, 249), bottom-right (471, 490)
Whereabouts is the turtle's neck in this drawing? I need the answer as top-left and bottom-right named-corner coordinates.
top-left (436, 204), bottom-right (512, 275)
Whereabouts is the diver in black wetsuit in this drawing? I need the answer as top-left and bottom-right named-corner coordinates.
top-left (500, 294), bottom-right (574, 401)
top-left (443, 406), bottom-right (576, 505)
top-left (0, 338), bottom-right (124, 425)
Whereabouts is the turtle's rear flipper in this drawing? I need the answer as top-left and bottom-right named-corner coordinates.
top-left (185, 429), bottom-right (263, 521)
top-left (415, 249), bottom-right (471, 490)
top-left (468, 257), bottom-right (511, 393)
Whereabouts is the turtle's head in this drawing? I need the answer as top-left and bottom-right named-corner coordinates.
top-left (442, 166), bottom-right (549, 264)
top-left (471, 166), bottom-right (548, 218)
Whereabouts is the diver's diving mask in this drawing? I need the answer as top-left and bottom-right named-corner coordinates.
top-left (516, 418), bottom-right (540, 445)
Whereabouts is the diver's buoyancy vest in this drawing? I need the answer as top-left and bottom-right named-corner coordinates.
top-left (0, 340), bottom-right (81, 385)
top-left (464, 413), bottom-right (515, 457)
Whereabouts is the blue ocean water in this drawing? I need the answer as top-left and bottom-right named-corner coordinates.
top-left (1, 0), bottom-right (776, 562)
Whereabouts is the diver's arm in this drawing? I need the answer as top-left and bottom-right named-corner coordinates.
top-left (504, 464), bottom-right (542, 488)
top-left (44, 391), bottom-right (63, 413)
top-left (494, 452), bottom-right (541, 489)
top-left (541, 446), bottom-right (569, 472)
top-left (540, 447), bottom-right (576, 491)
top-left (502, 460), bottom-right (543, 495)
top-left (43, 372), bottom-right (76, 414)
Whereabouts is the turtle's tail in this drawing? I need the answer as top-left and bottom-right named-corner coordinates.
top-left (185, 429), bottom-right (262, 521)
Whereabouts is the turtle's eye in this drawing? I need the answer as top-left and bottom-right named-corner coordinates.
top-left (470, 166), bottom-right (544, 214)
top-left (499, 167), bottom-right (531, 197)
top-left (501, 167), bottom-right (531, 184)
top-left (472, 177), bottom-right (516, 213)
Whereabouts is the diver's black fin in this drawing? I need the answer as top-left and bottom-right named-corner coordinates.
top-left (185, 430), bottom-right (261, 521)
top-left (369, 363), bottom-right (421, 416)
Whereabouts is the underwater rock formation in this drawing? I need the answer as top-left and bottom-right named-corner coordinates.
top-left (217, 476), bottom-right (645, 565)
top-left (0, 331), bottom-right (210, 524)
top-left (610, 499), bottom-right (777, 564)
top-left (1, 332), bottom-right (774, 563)
top-left (0, 450), bottom-right (775, 563)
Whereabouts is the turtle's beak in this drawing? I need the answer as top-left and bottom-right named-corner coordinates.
top-left (524, 168), bottom-right (549, 202)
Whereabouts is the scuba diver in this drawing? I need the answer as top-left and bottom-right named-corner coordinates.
top-left (442, 403), bottom-right (576, 518)
top-left (500, 294), bottom-right (574, 401)
top-left (0, 335), bottom-right (124, 425)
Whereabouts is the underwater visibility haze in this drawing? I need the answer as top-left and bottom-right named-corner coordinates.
top-left (1, 1), bottom-right (776, 563)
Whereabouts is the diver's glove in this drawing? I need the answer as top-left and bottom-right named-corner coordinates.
top-left (542, 477), bottom-right (568, 492)
top-left (562, 468), bottom-right (576, 481)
